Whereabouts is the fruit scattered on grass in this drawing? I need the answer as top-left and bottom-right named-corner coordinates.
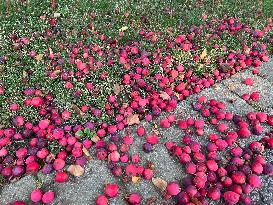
top-left (1, 9), bottom-right (273, 205)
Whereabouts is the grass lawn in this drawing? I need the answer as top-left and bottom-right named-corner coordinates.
top-left (1, 0), bottom-right (273, 128)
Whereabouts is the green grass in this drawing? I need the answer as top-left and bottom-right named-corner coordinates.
top-left (0, 0), bottom-right (273, 129)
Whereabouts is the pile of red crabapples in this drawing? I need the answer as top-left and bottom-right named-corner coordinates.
top-left (1, 15), bottom-right (273, 204)
top-left (4, 95), bottom-right (273, 205)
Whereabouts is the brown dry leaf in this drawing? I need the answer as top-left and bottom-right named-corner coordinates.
top-left (113, 84), bottom-right (123, 95)
top-left (191, 197), bottom-right (202, 205)
top-left (0, 65), bottom-right (4, 75)
top-left (127, 114), bottom-right (140, 125)
top-left (152, 177), bottom-right (167, 191)
top-left (179, 73), bottom-right (185, 80)
top-left (72, 104), bottom-right (84, 117)
top-left (71, 29), bottom-right (78, 35)
top-left (159, 91), bottom-right (170, 100)
top-left (132, 176), bottom-right (141, 184)
top-left (200, 48), bottom-right (207, 60)
top-left (67, 165), bottom-right (84, 177)
top-left (91, 135), bottom-right (100, 143)
top-left (228, 84), bottom-right (236, 91)
top-left (53, 70), bottom-right (62, 75)
top-left (174, 92), bottom-right (180, 98)
top-left (220, 63), bottom-right (232, 73)
top-left (152, 128), bottom-right (160, 135)
top-left (35, 54), bottom-right (43, 62)
top-left (82, 147), bottom-right (92, 161)
top-left (147, 161), bottom-right (155, 170)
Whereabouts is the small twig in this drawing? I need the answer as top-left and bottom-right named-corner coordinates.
top-left (51, 0), bottom-right (57, 9)
top-left (6, 0), bottom-right (10, 15)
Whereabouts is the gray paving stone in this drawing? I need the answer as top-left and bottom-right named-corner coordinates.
top-left (188, 83), bottom-right (255, 115)
top-left (125, 180), bottom-right (171, 205)
top-left (251, 175), bottom-right (273, 205)
top-left (0, 175), bottom-right (37, 204)
top-left (258, 58), bottom-right (273, 82)
top-left (222, 69), bottom-right (273, 112)
top-left (46, 159), bottom-right (127, 205)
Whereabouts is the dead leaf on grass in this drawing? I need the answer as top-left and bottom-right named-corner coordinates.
top-left (152, 128), bottom-right (160, 135)
top-left (72, 104), bottom-right (84, 117)
top-left (159, 91), bottom-right (170, 100)
top-left (200, 48), bottom-right (207, 60)
top-left (35, 54), bottom-right (43, 62)
top-left (113, 84), bottom-right (123, 95)
top-left (127, 114), bottom-right (140, 125)
top-left (119, 26), bottom-right (128, 32)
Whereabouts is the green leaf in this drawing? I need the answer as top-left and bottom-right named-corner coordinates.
top-left (75, 130), bottom-right (84, 137)
top-left (87, 131), bottom-right (95, 138)
top-left (84, 128), bottom-right (91, 134)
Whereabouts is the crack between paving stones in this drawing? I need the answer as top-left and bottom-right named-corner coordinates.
top-left (258, 190), bottom-right (268, 205)
top-left (220, 81), bottom-right (270, 113)
top-left (256, 72), bottom-right (273, 85)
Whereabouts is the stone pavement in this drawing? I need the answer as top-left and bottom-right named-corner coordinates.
top-left (1, 59), bottom-right (273, 205)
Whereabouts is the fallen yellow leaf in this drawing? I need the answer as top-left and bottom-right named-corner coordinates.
top-left (119, 26), bottom-right (128, 32)
top-left (35, 54), bottom-right (43, 62)
top-left (200, 48), bottom-right (207, 60)
top-left (132, 176), bottom-right (141, 184)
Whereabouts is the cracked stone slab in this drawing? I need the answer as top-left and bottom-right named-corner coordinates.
top-left (189, 82), bottom-right (273, 148)
top-left (188, 83), bottom-right (255, 115)
top-left (251, 175), bottom-right (273, 205)
top-left (44, 159), bottom-right (127, 205)
top-left (125, 180), bottom-right (172, 205)
top-left (257, 57), bottom-right (273, 82)
top-left (222, 69), bottom-right (273, 113)
top-left (0, 160), bottom-right (127, 205)
top-left (122, 82), bottom-right (273, 205)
